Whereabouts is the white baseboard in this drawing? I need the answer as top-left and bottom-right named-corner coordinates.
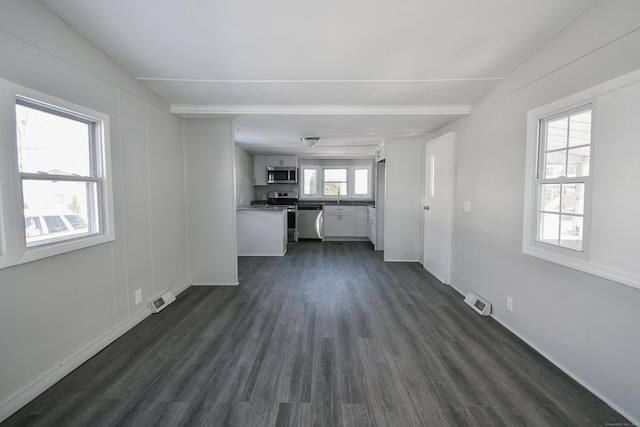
top-left (0, 308), bottom-right (150, 423)
top-left (0, 280), bottom-right (193, 424)
top-left (491, 313), bottom-right (639, 426)
top-left (172, 279), bottom-right (191, 296)
top-left (448, 282), bottom-right (638, 426)
top-left (191, 282), bottom-right (239, 286)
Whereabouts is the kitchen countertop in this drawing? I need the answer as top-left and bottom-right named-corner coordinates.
top-left (237, 205), bottom-right (288, 211)
top-left (248, 200), bottom-right (375, 208)
top-left (297, 200), bottom-right (375, 207)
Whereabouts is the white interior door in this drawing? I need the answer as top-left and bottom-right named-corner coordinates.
top-left (423, 132), bottom-right (454, 284)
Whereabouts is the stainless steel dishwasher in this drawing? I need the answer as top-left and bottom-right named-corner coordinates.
top-left (297, 205), bottom-right (323, 239)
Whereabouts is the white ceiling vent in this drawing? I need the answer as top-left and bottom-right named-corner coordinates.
top-left (464, 292), bottom-right (491, 316)
top-left (149, 291), bottom-right (175, 313)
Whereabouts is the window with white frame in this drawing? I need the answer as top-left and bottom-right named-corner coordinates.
top-left (323, 168), bottom-right (347, 196)
top-left (300, 163), bottom-right (372, 199)
top-left (535, 106), bottom-right (592, 252)
top-left (353, 168), bottom-right (369, 195)
top-left (522, 69), bottom-right (640, 290)
top-left (302, 167), bottom-right (319, 197)
top-left (0, 80), bottom-right (114, 268)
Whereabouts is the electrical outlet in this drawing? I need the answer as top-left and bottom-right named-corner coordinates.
top-left (507, 296), bottom-right (513, 312)
top-left (464, 201), bottom-right (471, 213)
top-left (135, 289), bottom-right (142, 305)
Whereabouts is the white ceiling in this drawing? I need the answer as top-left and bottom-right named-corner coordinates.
top-left (40, 0), bottom-right (598, 156)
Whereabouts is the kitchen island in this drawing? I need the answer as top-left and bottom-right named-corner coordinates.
top-left (236, 206), bottom-right (287, 256)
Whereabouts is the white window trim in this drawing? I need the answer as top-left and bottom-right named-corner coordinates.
top-left (300, 165), bottom-right (321, 198)
top-left (299, 164), bottom-right (373, 200)
top-left (522, 69), bottom-right (640, 289)
top-left (530, 103), bottom-right (594, 259)
top-left (350, 166), bottom-right (373, 199)
top-left (322, 167), bottom-right (348, 197)
top-left (0, 80), bottom-right (115, 269)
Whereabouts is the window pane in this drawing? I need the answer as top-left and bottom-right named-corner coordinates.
top-left (64, 214), bottom-right (88, 230)
top-left (303, 168), bottom-right (318, 195)
top-left (324, 168), bottom-right (347, 196)
top-left (324, 182), bottom-right (347, 196)
top-left (538, 213), bottom-right (560, 245)
top-left (539, 184), bottom-right (561, 212)
top-left (324, 169), bottom-right (347, 182)
top-left (546, 117), bottom-right (568, 151)
top-left (543, 150), bottom-right (567, 178)
top-left (16, 103), bottom-right (92, 176)
top-left (22, 179), bottom-right (97, 246)
top-left (561, 183), bottom-right (584, 214)
top-left (560, 216), bottom-right (583, 250)
top-left (568, 110), bottom-right (591, 148)
top-left (354, 169), bottom-right (369, 195)
top-left (567, 147), bottom-right (590, 177)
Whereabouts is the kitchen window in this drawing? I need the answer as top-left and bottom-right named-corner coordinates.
top-left (353, 168), bottom-right (369, 195)
top-left (300, 163), bottom-right (372, 199)
top-left (302, 167), bottom-right (319, 196)
top-left (323, 168), bottom-right (347, 196)
top-left (0, 80), bottom-right (114, 268)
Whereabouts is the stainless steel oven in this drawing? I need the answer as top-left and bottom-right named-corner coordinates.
top-left (268, 191), bottom-right (298, 241)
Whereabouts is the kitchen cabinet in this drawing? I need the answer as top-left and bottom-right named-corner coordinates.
top-left (237, 208), bottom-right (287, 256)
top-left (267, 155), bottom-right (298, 167)
top-left (253, 154), bottom-right (267, 185)
top-left (254, 154), bottom-right (298, 185)
top-left (323, 206), bottom-right (356, 237)
top-left (368, 207), bottom-right (376, 246)
top-left (356, 206), bottom-right (368, 237)
top-left (375, 141), bottom-right (386, 162)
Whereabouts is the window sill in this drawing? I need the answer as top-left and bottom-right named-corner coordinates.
top-left (522, 244), bottom-right (640, 290)
top-left (1, 233), bottom-right (115, 269)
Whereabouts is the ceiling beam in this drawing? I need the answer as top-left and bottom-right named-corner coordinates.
top-left (171, 104), bottom-right (472, 117)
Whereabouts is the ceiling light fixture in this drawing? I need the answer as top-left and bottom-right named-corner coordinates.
top-left (301, 136), bottom-right (320, 147)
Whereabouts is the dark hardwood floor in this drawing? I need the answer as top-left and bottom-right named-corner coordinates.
top-left (3, 241), bottom-right (629, 426)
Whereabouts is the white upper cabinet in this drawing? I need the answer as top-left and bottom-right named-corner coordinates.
top-left (253, 154), bottom-right (268, 185)
top-left (267, 155), bottom-right (298, 167)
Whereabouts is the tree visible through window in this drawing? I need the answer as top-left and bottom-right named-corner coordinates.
top-left (299, 163), bottom-right (372, 199)
top-left (303, 167), bottom-right (318, 196)
top-left (16, 98), bottom-right (103, 247)
top-left (323, 169), bottom-right (347, 196)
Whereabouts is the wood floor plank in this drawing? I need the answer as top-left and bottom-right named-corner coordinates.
top-left (2, 241), bottom-right (630, 427)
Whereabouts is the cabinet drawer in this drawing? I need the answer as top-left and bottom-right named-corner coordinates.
top-left (323, 206), bottom-right (355, 214)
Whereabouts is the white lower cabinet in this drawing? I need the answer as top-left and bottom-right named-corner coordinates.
top-left (237, 209), bottom-right (287, 256)
top-left (368, 207), bottom-right (376, 246)
top-left (323, 205), bottom-right (372, 240)
top-left (323, 206), bottom-right (356, 237)
top-left (356, 206), bottom-right (368, 237)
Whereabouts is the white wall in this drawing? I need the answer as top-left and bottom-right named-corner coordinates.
top-left (185, 119), bottom-right (238, 286)
top-left (0, 1), bottom-right (190, 421)
top-left (383, 137), bottom-right (422, 261)
top-left (431, 1), bottom-right (640, 422)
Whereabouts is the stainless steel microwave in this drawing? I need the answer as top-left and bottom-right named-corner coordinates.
top-left (267, 166), bottom-right (298, 184)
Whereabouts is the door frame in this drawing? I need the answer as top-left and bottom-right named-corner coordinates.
top-left (422, 132), bottom-right (455, 284)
